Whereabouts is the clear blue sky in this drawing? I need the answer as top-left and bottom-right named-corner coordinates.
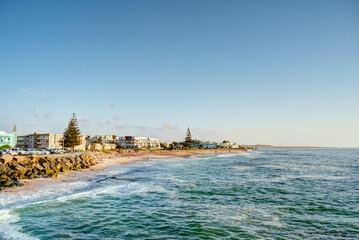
top-left (0, 0), bottom-right (358, 147)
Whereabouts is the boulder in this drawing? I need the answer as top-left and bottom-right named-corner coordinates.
top-left (29, 155), bottom-right (41, 162)
top-left (41, 162), bottom-right (50, 170)
top-left (15, 165), bottom-right (27, 174)
top-left (0, 155), bottom-right (13, 164)
top-left (1, 152), bottom-right (99, 190)
top-left (34, 163), bottom-right (44, 171)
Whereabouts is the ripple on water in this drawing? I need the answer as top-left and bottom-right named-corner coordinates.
top-left (1, 148), bottom-right (359, 239)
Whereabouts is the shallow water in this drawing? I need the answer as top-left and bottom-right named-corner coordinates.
top-left (0, 148), bottom-right (358, 239)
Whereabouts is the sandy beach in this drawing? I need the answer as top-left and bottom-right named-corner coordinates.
top-left (4, 149), bottom-right (246, 193)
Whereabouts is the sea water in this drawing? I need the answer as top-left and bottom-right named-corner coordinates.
top-left (0, 148), bottom-right (358, 239)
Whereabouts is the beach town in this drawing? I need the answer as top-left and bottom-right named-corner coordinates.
top-left (1, 126), bottom-right (245, 154)
top-left (0, 115), bottom-right (248, 190)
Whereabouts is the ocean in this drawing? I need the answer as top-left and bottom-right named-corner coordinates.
top-left (0, 148), bottom-right (358, 239)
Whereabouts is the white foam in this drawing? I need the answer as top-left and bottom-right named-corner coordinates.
top-left (56, 181), bottom-right (167, 202)
top-left (260, 164), bottom-right (349, 172)
top-left (0, 209), bottom-right (39, 240)
top-left (233, 166), bottom-right (254, 171)
top-left (0, 181), bottom-right (90, 209)
top-left (216, 152), bottom-right (247, 158)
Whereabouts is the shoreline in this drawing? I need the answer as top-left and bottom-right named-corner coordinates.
top-left (3, 149), bottom-right (246, 193)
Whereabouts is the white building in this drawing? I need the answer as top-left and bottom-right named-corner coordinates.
top-left (17, 133), bottom-right (64, 149)
top-left (118, 136), bottom-right (160, 149)
top-left (219, 141), bottom-right (239, 149)
top-left (74, 135), bottom-right (90, 151)
top-left (89, 135), bottom-right (118, 143)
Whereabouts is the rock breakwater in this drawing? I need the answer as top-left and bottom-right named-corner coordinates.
top-left (0, 153), bottom-right (97, 190)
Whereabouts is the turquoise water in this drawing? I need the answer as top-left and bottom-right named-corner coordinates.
top-left (0, 149), bottom-right (358, 239)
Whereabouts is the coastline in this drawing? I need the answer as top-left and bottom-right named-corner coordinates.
top-left (3, 149), bottom-right (246, 193)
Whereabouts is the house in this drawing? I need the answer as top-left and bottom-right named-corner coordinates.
top-left (200, 141), bottom-right (219, 149)
top-left (103, 143), bottom-right (117, 150)
top-left (74, 135), bottom-right (90, 151)
top-left (0, 125), bottom-right (17, 148)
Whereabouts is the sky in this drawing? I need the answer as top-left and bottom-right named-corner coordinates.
top-left (0, 0), bottom-right (358, 147)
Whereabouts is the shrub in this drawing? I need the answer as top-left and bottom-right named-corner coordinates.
top-left (0, 144), bottom-right (12, 150)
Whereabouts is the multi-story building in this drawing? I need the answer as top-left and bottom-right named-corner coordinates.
top-left (219, 141), bottom-right (239, 149)
top-left (118, 136), bottom-right (160, 149)
top-left (74, 135), bottom-right (90, 151)
top-left (17, 133), bottom-right (64, 149)
top-left (0, 125), bottom-right (17, 148)
top-left (89, 135), bottom-right (118, 143)
top-left (200, 141), bottom-right (219, 149)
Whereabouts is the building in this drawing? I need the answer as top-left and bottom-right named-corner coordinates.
top-left (17, 133), bottom-right (64, 149)
top-left (74, 135), bottom-right (90, 151)
top-left (219, 141), bottom-right (239, 149)
top-left (200, 141), bottom-right (219, 149)
top-left (103, 143), bottom-right (117, 150)
top-left (89, 143), bottom-right (116, 151)
top-left (0, 125), bottom-right (17, 148)
top-left (160, 142), bottom-right (171, 149)
top-left (192, 139), bottom-right (203, 149)
top-left (118, 136), bottom-right (160, 149)
top-left (90, 143), bottom-right (103, 151)
top-left (89, 135), bottom-right (118, 143)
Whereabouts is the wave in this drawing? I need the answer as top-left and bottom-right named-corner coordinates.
top-left (233, 166), bottom-right (254, 171)
top-left (260, 164), bottom-right (350, 172)
top-left (0, 180), bottom-right (91, 210)
top-left (56, 181), bottom-right (166, 202)
top-left (244, 174), bottom-right (349, 183)
top-left (0, 209), bottom-right (38, 240)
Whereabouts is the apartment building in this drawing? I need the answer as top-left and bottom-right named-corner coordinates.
top-left (118, 136), bottom-right (160, 149)
top-left (17, 133), bottom-right (64, 149)
top-left (89, 135), bottom-right (118, 143)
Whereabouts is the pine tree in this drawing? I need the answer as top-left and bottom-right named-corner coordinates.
top-left (184, 127), bottom-right (193, 148)
top-left (64, 113), bottom-right (81, 148)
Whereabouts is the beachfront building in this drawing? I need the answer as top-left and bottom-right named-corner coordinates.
top-left (160, 142), bottom-right (171, 149)
top-left (89, 143), bottom-right (116, 151)
top-left (74, 135), bottom-right (90, 151)
top-left (219, 141), bottom-right (239, 149)
top-left (192, 139), bottom-right (203, 149)
top-left (118, 136), bottom-right (160, 149)
top-left (200, 141), bottom-right (219, 149)
top-left (0, 125), bottom-right (17, 148)
top-left (17, 133), bottom-right (64, 149)
top-left (88, 135), bottom-right (118, 143)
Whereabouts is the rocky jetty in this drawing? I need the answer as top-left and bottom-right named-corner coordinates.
top-left (0, 153), bottom-right (97, 190)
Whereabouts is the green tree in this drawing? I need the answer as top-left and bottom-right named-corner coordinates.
top-left (0, 144), bottom-right (12, 150)
top-left (64, 113), bottom-right (81, 149)
top-left (184, 127), bottom-right (193, 148)
top-left (160, 143), bottom-right (168, 150)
